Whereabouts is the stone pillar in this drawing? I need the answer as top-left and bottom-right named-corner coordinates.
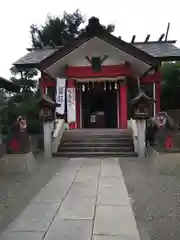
top-left (137, 119), bottom-right (146, 157)
top-left (119, 81), bottom-right (127, 128)
top-left (155, 81), bottom-right (161, 114)
top-left (43, 121), bottom-right (52, 158)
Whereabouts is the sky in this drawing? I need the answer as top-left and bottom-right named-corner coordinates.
top-left (0, 0), bottom-right (180, 79)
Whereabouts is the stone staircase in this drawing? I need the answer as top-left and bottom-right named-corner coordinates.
top-left (53, 129), bottom-right (136, 158)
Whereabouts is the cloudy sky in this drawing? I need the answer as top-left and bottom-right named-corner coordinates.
top-left (0, 0), bottom-right (179, 78)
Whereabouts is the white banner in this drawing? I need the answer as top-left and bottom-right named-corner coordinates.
top-left (56, 78), bottom-right (66, 115)
top-left (67, 88), bottom-right (76, 123)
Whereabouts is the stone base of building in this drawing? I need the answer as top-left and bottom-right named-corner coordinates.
top-left (0, 152), bottom-right (36, 174)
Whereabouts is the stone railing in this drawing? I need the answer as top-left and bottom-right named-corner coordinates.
top-left (52, 119), bottom-right (65, 153)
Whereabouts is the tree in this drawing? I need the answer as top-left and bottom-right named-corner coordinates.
top-left (161, 62), bottom-right (180, 110)
top-left (10, 66), bottom-right (38, 93)
top-left (30, 9), bottom-right (115, 47)
top-left (0, 66), bottom-right (40, 134)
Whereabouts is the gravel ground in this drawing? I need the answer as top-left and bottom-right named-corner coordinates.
top-left (0, 154), bottom-right (68, 235)
top-left (119, 155), bottom-right (180, 240)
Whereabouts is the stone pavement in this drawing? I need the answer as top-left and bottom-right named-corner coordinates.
top-left (0, 158), bottom-right (140, 240)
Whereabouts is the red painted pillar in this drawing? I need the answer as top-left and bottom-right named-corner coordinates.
top-left (119, 82), bottom-right (127, 129)
top-left (67, 79), bottom-right (76, 129)
top-left (155, 81), bottom-right (161, 114)
top-left (39, 75), bottom-right (46, 96)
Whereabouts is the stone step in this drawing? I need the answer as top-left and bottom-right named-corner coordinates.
top-left (62, 136), bottom-right (132, 141)
top-left (53, 151), bottom-right (137, 158)
top-left (62, 142), bottom-right (133, 147)
top-left (58, 146), bottom-right (134, 152)
top-left (62, 137), bottom-right (133, 143)
top-left (63, 129), bottom-right (131, 133)
top-left (57, 129), bottom-right (135, 158)
top-left (63, 130), bottom-right (132, 138)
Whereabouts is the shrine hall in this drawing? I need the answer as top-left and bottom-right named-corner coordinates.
top-left (13, 17), bottom-right (180, 129)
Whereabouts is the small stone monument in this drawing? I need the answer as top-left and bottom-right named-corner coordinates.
top-left (0, 116), bottom-right (36, 174)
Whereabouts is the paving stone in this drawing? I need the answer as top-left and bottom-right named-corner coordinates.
top-left (0, 231), bottom-right (44, 240)
top-left (93, 235), bottom-right (140, 240)
top-left (94, 205), bottom-right (140, 238)
top-left (44, 219), bottom-right (92, 240)
top-left (99, 176), bottom-right (126, 189)
top-left (76, 167), bottom-right (100, 180)
top-left (8, 203), bottom-right (59, 232)
top-left (32, 189), bottom-right (65, 203)
top-left (68, 182), bottom-right (98, 198)
top-left (32, 183), bottom-right (70, 203)
top-left (58, 195), bottom-right (96, 219)
top-left (101, 162), bottom-right (122, 178)
top-left (97, 187), bottom-right (130, 206)
top-left (75, 173), bottom-right (99, 183)
top-left (32, 171), bottom-right (78, 203)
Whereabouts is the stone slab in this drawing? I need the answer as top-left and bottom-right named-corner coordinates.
top-left (101, 160), bottom-right (123, 178)
top-left (97, 188), bottom-right (130, 206)
top-left (32, 164), bottom-right (81, 203)
top-left (75, 173), bottom-right (99, 183)
top-left (93, 235), bottom-right (140, 240)
top-left (44, 219), bottom-right (92, 240)
top-left (31, 186), bottom-right (67, 203)
top-left (68, 182), bottom-right (97, 198)
top-left (93, 205), bottom-right (140, 239)
top-left (0, 152), bottom-right (36, 174)
top-left (32, 177), bottom-right (74, 203)
top-left (8, 203), bottom-right (59, 232)
top-left (0, 231), bottom-right (44, 240)
top-left (57, 196), bottom-right (96, 219)
top-left (98, 176), bottom-right (130, 206)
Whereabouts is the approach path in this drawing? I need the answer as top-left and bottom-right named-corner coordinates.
top-left (0, 157), bottom-right (140, 240)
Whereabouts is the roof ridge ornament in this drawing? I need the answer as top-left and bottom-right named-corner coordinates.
top-left (85, 17), bottom-right (104, 36)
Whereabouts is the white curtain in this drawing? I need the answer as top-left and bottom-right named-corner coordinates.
top-left (67, 87), bottom-right (76, 122)
top-left (56, 78), bottom-right (66, 115)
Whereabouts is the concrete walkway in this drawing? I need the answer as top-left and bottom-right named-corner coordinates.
top-left (0, 158), bottom-right (140, 240)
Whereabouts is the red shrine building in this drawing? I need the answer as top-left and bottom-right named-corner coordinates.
top-left (14, 17), bottom-right (180, 129)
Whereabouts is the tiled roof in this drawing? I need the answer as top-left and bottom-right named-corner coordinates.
top-left (13, 40), bottom-right (180, 68)
top-left (0, 77), bottom-right (20, 92)
top-left (13, 48), bottom-right (58, 66)
top-left (134, 42), bottom-right (180, 59)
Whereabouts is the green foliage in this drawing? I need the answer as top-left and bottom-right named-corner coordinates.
top-left (30, 9), bottom-right (115, 47)
top-left (162, 62), bottom-right (180, 87)
top-left (10, 66), bottom-right (38, 92)
top-left (1, 67), bottom-right (41, 134)
top-left (161, 62), bottom-right (180, 110)
top-left (1, 90), bottom-right (42, 134)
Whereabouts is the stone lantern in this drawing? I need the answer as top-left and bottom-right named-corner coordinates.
top-left (39, 96), bottom-right (58, 121)
top-left (130, 91), bottom-right (153, 120)
top-left (38, 96), bottom-right (60, 157)
top-left (130, 91), bottom-right (154, 157)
